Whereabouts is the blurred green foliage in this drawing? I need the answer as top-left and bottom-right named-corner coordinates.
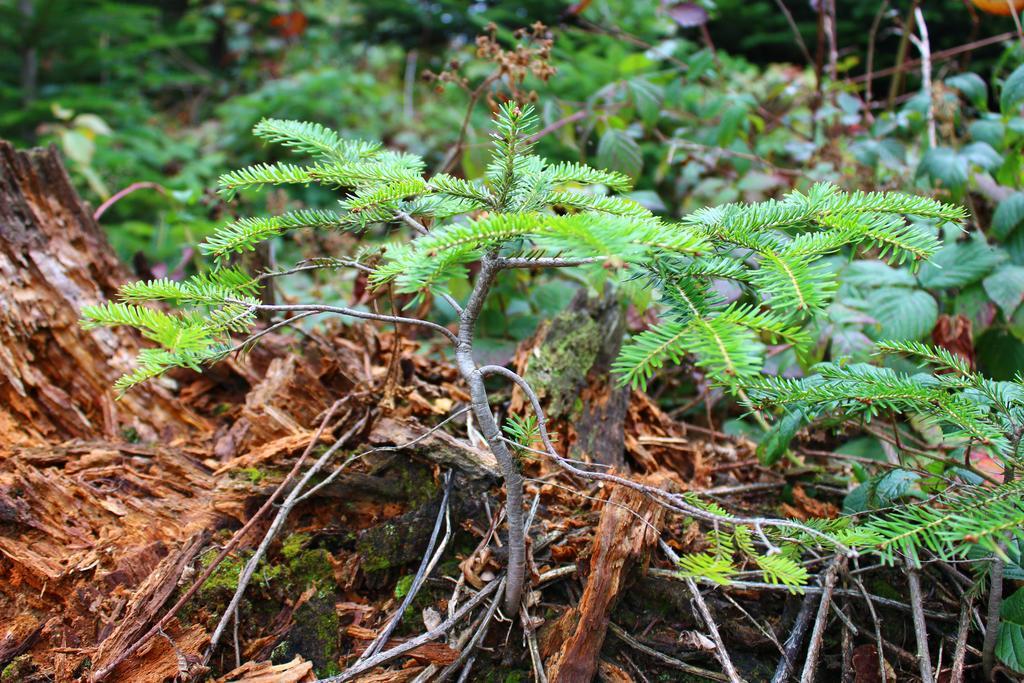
top-left (4, 0), bottom-right (1024, 373)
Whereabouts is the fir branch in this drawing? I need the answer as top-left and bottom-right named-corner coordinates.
top-left (200, 209), bottom-right (354, 260)
top-left (252, 118), bottom-right (380, 162)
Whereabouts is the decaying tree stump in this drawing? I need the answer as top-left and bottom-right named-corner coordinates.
top-left (0, 140), bottom-right (208, 445)
top-left (541, 485), bottom-right (665, 681)
top-left (512, 288), bottom-right (632, 470)
top-left (0, 141), bottom-right (504, 681)
top-left (0, 142), bottom-right (238, 681)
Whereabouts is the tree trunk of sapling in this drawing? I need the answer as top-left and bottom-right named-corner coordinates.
top-left (455, 254), bottom-right (526, 615)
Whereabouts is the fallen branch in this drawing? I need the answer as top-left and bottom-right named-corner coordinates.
top-left (770, 586), bottom-right (818, 683)
top-left (950, 593), bottom-right (973, 683)
top-left (981, 556), bottom-right (1005, 680)
top-left (906, 566), bottom-right (934, 683)
top-left (646, 570), bottom-right (957, 621)
top-left (798, 555), bottom-right (847, 683)
top-left (318, 577), bottom-right (505, 682)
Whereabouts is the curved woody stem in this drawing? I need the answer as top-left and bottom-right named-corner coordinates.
top-left (456, 253), bottom-right (527, 615)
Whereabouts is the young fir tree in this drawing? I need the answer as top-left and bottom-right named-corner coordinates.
top-left (82, 102), bottom-right (967, 614)
top-left (745, 342), bottom-right (1024, 568)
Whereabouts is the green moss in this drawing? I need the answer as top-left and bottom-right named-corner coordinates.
top-left (287, 598), bottom-right (341, 677)
top-left (281, 532), bottom-right (312, 562)
top-left (394, 573), bottom-right (414, 598)
top-left (397, 461), bottom-right (438, 507)
top-left (357, 521), bottom-right (401, 573)
top-left (523, 311), bottom-right (601, 418)
top-left (270, 641), bottom-right (290, 663)
top-left (197, 549), bottom-right (246, 596)
top-left (240, 467), bottom-right (267, 485)
top-left (1, 655), bottom-right (34, 681)
top-left (191, 548), bottom-right (284, 623)
top-left (288, 548), bottom-right (335, 597)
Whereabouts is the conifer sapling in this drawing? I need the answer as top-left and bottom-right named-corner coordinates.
top-left (82, 101), bottom-right (967, 614)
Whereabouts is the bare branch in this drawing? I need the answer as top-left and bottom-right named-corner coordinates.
top-left (497, 256), bottom-right (598, 269)
top-left (233, 300), bottom-right (458, 344)
top-left (319, 577), bottom-right (505, 682)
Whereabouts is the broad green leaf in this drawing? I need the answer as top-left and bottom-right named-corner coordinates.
top-left (596, 128), bottom-right (643, 179)
top-left (993, 193), bottom-right (1024, 241)
top-left (969, 118), bottom-right (1005, 147)
top-left (917, 147), bottom-right (968, 190)
top-left (1004, 539), bottom-right (1024, 581)
top-left (864, 288), bottom-right (937, 341)
top-left (627, 78), bottom-right (664, 128)
top-left (757, 409), bottom-right (807, 466)
top-left (844, 469), bottom-right (921, 513)
top-left (1001, 63), bottom-right (1024, 115)
top-left (716, 103), bottom-right (748, 146)
top-left (843, 260), bottom-right (916, 288)
top-left (946, 72), bottom-right (987, 109)
top-left (984, 265), bottom-right (1024, 318)
top-left (953, 283), bottom-right (993, 328)
top-left (961, 142), bottom-right (1003, 172)
top-left (918, 237), bottom-right (1003, 289)
top-left (997, 587), bottom-right (1024, 673)
top-left (977, 328), bottom-right (1024, 380)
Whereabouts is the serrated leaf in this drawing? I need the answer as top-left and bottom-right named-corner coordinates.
top-left (917, 147), bottom-right (968, 190)
top-left (984, 265), bottom-right (1024, 318)
top-left (1001, 63), bottom-right (1024, 115)
top-left (864, 288), bottom-right (937, 341)
top-left (628, 78), bottom-right (664, 128)
top-left (997, 587), bottom-right (1024, 673)
top-left (596, 128), bottom-right (643, 179)
top-left (994, 193), bottom-right (1024, 241)
top-left (918, 237), bottom-right (1003, 289)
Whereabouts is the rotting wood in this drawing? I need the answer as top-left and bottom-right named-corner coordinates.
top-left (0, 140), bottom-right (209, 444)
top-left (367, 416), bottom-right (499, 480)
top-left (91, 531), bottom-right (210, 675)
top-left (215, 655), bottom-right (316, 683)
top-left (542, 484), bottom-right (665, 682)
top-left (510, 289), bottom-right (631, 470)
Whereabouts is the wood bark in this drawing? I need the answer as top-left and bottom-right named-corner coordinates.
top-left (0, 142), bottom-right (245, 680)
top-left (542, 485), bottom-right (665, 681)
top-left (0, 140), bottom-right (208, 446)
